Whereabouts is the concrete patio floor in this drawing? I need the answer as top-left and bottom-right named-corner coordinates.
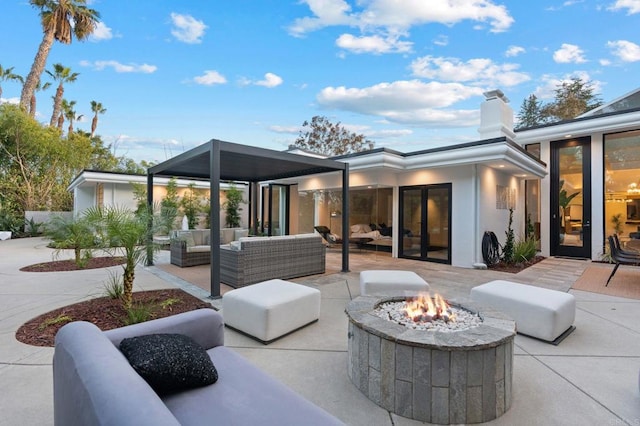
top-left (1, 237), bottom-right (639, 425)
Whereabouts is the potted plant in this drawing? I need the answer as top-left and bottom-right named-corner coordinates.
top-left (223, 185), bottom-right (245, 228)
top-left (611, 213), bottom-right (624, 236)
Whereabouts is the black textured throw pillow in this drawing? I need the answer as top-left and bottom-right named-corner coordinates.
top-left (119, 333), bottom-right (218, 394)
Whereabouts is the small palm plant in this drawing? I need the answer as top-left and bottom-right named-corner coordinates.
top-left (85, 205), bottom-right (161, 309)
top-left (44, 214), bottom-right (97, 268)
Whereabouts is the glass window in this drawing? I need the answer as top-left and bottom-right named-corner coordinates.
top-left (604, 130), bottom-right (640, 243)
top-left (525, 143), bottom-right (541, 247)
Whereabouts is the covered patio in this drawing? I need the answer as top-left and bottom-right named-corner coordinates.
top-left (147, 139), bottom-right (350, 298)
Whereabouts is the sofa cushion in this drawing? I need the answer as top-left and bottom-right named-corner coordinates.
top-left (177, 231), bottom-right (196, 247)
top-left (163, 346), bottom-right (342, 426)
top-left (119, 333), bottom-right (218, 394)
top-left (186, 245), bottom-right (210, 253)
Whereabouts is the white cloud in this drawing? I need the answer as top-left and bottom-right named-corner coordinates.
top-left (366, 128), bottom-right (414, 138)
top-left (433, 35), bottom-right (449, 46)
top-left (256, 73), bottom-right (283, 88)
top-left (336, 33), bottom-right (412, 54)
top-left (289, 0), bottom-right (514, 36)
top-left (600, 58), bottom-right (612, 66)
top-left (317, 80), bottom-right (483, 126)
top-left (82, 60), bottom-right (157, 73)
top-left (193, 70), bottom-right (227, 86)
top-left (609, 0), bottom-right (640, 14)
top-left (170, 13), bottom-right (207, 44)
top-left (410, 56), bottom-right (530, 87)
top-left (553, 43), bottom-right (587, 63)
top-left (0, 97), bottom-right (19, 105)
top-left (240, 73), bottom-right (283, 88)
top-left (288, 0), bottom-right (355, 36)
top-left (89, 22), bottom-right (113, 41)
top-left (505, 45), bottom-right (525, 57)
top-left (269, 125), bottom-right (300, 134)
top-left (607, 40), bottom-right (640, 62)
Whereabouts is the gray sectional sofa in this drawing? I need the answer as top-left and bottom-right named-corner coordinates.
top-left (220, 233), bottom-right (326, 288)
top-left (53, 309), bottom-right (343, 426)
top-left (170, 228), bottom-right (248, 267)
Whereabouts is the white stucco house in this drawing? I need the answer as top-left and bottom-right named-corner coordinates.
top-left (67, 170), bottom-right (249, 229)
top-left (71, 87), bottom-right (640, 270)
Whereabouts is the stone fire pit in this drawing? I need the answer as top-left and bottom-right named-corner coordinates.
top-left (346, 295), bottom-right (516, 424)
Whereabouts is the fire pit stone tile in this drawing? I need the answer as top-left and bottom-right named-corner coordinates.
top-left (346, 295), bottom-right (516, 424)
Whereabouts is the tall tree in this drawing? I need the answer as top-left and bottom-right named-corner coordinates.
top-left (29, 78), bottom-right (51, 117)
top-left (89, 100), bottom-right (106, 137)
top-left (542, 78), bottom-right (603, 121)
top-left (20, 0), bottom-right (99, 110)
top-left (0, 66), bottom-right (22, 100)
top-left (57, 98), bottom-right (68, 130)
top-left (293, 115), bottom-right (374, 156)
top-left (46, 63), bottom-right (79, 126)
top-left (515, 94), bottom-right (544, 130)
top-left (63, 99), bottom-right (82, 134)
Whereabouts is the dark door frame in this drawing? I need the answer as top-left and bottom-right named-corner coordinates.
top-left (398, 183), bottom-right (452, 264)
top-left (262, 184), bottom-right (290, 236)
top-left (550, 137), bottom-right (592, 258)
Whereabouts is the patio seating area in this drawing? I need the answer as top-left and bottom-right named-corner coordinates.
top-left (2, 237), bottom-right (640, 425)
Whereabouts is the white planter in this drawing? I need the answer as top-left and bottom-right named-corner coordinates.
top-left (0, 231), bottom-right (12, 241)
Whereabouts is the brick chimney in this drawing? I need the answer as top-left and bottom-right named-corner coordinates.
top-left (478, 89), bottom-right (516, 140)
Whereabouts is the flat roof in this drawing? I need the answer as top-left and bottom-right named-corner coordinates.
top-left (148, 139), bottom-right (347, 182)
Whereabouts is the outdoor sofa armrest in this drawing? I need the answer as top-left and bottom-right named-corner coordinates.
top-left (54, 321), bottom-right (180, 426)
top-left (104, 308), bottom-right (224, 350)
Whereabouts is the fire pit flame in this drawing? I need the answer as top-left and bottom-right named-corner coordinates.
top-left (405, 293), bottom-right (456, 323)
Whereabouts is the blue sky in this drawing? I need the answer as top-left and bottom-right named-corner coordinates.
top-left (1, 0), bottom-right (640, 164)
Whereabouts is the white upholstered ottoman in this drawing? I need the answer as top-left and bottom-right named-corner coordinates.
top-left (470, 280), bottom-right (576, 343)
top-left (360, 270), bottom-right (429, 296)
top-left (222, 279), bottom-right (321, 344)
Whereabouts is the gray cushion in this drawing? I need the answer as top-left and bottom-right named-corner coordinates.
top-left (120, 333), bottom-right (218, 394)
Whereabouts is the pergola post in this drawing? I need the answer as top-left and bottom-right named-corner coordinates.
top-left (341, 164), bottom-right (350, 272)
top-left (146, 172), bottom-right (154, 266)
top-left (210, 141), bottom-right (221, 298)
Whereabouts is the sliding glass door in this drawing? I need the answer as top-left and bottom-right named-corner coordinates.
top-left (399, 184), bottom-right (451, 263)
top-left (261, 184), bottom-right (289, 236)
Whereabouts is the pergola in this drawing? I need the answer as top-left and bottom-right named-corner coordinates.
top-left (147, 139), bottom-right (350, 298)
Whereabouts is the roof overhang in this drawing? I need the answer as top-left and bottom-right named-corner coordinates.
top-left (340, 138), bottom-right (547, 178)
top-left (516, 110), bottom-right (640, 145)
top-left (67, 170), bottom-right (239, 192)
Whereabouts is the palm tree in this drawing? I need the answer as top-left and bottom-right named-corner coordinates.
top-left (0, 65), bottom-right (22, 100)
top-left (90, 100), bottom-right (106, 137)
top-left (19, 0), bottom-right (99, 110)
top-left (84, 205), bottom-right (161, 309)
top-left (29, 78), bottom-right (51, 117)
top-left (63, 99), bottom-right (82, 134)
top-left (56, 98), bottom-right (67, 130)
top-left (47, 63), bottom-right (79, 127)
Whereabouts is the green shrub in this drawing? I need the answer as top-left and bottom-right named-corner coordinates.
top-left (103, 270), bottom-right (124, 299)
top-left (123, 304), bottom-right (154, 325)
top-left (501, 208), bottom-right (515, 264)
top-left (38, 314), bottom-right (72, 331)
top-left (513, 237), bottom-right (538, 263)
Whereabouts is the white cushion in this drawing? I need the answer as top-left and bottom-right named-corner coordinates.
top-left (470, 280), bottom-right (576, 342)
top-left (222, 279), bottom-right (321, 343)
top-left (186, 245), bottom-right (210, 253)
top-left (229, 241), bottom-right (242, 251)
top-left (359, 270), bottom-right (429, 296)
